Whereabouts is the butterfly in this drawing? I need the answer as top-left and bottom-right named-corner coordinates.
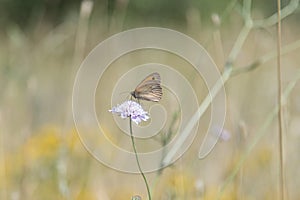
top-left (130, 72), bottom-right (162, 102)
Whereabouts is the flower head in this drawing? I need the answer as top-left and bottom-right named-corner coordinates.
top-left (211, 125), bottom-right (231, 142)
top-left (109, 100), bottom-right (149, 124)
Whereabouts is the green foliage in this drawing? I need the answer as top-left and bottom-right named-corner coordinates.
top-left (0, 0), bottom-right (291, 30)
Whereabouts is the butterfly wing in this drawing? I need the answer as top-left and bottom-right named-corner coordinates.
top-left (132, 72), bottom-right (162, 102)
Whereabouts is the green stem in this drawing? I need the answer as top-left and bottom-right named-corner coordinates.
top-left (129, 118), bottom-right (152, 200)
top-left (276, 0), bottom-right (285, 198)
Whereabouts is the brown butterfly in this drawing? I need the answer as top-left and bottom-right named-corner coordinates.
top-left (130, 72), bottom-right (162, 102)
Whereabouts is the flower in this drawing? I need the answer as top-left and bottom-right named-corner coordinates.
top-left (211, 125), bottom-right (231, 142)
top-left (109, 100), bottom-right (150, 124)
top-left (219, 128), bottom-right (231, 141)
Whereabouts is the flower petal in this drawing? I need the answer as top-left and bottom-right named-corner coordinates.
top-left (109, 100), bottom-right (150, 124)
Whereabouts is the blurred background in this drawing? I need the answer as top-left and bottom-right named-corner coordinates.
top-left (1, 0), bottom-right (300, 199)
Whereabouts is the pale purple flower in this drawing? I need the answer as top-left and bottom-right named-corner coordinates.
top-left (219, 129), bottom-right (231, 141)
top-left (211, 125), bottom-right (231, 142)
top-left (109, 100), bottom-right (149, 124)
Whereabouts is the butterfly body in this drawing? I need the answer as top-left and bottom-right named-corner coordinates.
top-left (131, 72), bottom-right (162, 102)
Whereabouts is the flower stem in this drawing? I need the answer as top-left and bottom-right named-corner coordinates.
top-left (129, 118), bottom-right (152, 200)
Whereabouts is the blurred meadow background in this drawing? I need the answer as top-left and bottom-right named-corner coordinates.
top-left (1, 0), bottom-right (300, 199)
